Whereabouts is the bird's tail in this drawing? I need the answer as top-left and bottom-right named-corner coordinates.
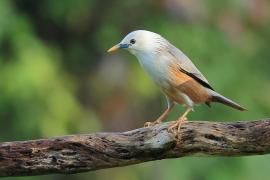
top-left (208, 90), bottom-right (247, 111)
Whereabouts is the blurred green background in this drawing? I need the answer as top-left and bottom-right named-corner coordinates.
top-left (1, 0), bottom-right (270, 179)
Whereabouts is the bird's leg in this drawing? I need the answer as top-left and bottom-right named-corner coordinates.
top-left (144, 100), bottom-right (174, 127)
top-left (168, 107), bottom-right (193, 137)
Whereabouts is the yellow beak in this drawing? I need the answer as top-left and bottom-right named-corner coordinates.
top-left (107, 44), bottom-right (119, 53)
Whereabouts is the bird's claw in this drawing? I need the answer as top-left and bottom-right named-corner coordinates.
top-left (144, 120), bottom-right (161, 127)
top-left (168, 117), bottom-right (187, 138)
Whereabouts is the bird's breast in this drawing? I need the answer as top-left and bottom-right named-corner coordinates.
top-left (135, 52), bottom-right (171, 88)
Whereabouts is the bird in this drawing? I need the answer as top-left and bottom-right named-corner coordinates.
top-left (107, 30), bottom-right (246, 135)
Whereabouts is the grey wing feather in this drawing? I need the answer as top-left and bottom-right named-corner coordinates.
top-left (167, 43), bottom-right (210, 84)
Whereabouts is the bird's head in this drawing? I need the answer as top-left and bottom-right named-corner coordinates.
top-left (107, 30), bottom-right (168, 55)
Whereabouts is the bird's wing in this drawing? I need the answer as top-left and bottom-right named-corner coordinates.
top-left (167, 44), bottom-right (214, 90)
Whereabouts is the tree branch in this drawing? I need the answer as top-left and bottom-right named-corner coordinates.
top-left (1, 119), bottom-right (270, 177)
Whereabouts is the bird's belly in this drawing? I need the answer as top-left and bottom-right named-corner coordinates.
top-left (162, 87), bottom-right (188, 105)
top-left (162, 80), bottom-right (210, 106)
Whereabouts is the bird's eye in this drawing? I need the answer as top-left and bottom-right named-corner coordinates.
top-left (130, 39), bottom-right (136, 44)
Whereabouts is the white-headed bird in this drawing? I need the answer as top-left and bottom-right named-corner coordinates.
top-left (107, 30), bottom-right (246, 134)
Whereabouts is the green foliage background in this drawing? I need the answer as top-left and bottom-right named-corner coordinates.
top-left (1, 0), bottom-right (270, 179)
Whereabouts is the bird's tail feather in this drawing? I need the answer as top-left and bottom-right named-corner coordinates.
top-left (208, 90), bottom-right (246, 111)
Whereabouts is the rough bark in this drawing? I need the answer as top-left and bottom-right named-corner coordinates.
top-left (1, 119), bottom-right (270, 177)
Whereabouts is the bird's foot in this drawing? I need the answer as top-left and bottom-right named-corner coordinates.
top-left (168, 117), bottom-right (188, 138)
top-left (144, 120), bottom-right (162, 127)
